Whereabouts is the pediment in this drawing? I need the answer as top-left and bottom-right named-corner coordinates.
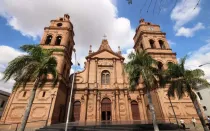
top-left (87, 50), bottom-right (123, 59)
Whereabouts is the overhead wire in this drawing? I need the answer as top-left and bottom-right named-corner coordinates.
top-left (147, 0), bottom-right (153, 13)
top-left (193, 0), bottom-right (201, 10)
top-left (158, 0), bottom-right (164, 15)
top-left (153, 0), bottom-right (158, 15)
top-left (139, 0), bottom-right (148, 15)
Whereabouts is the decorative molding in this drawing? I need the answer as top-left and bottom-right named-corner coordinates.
top-left (98, 59), bottom-right (113, 66)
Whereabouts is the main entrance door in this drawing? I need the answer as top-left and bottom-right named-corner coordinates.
top-left (101, 98), bottom-right (111, 121)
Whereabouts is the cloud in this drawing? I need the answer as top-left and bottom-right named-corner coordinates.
top-left (176, 22), bottom-right (205, 37)
top-left (0, 0), bottom-right (135, 68)
top-left (171, 0), bottom-right (201, 29)
top-left (185, 41), bottom-right (210, 82)
top-left (0, 45), bottom-right (25, 93)
top-left (170, 0), bottom-right (203, 37)
top-left (167, 40), bottom-right (176, 46)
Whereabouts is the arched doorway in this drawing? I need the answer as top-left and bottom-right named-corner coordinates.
top-left (101, 98), bottom-right (111, 121)
top-left (131, 101), bottom-right (140, 120)
top-left (72, 101), bottom-right (81, 121)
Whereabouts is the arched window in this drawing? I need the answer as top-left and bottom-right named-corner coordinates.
top-left (55, 36), bottom-right (62, 45)
top-left (72, 101), bottom-right (81, 121)
top-left (101, 70), bottom-right (110, 85)
top-left (149, 40), bottom-right (155, 49)
top-left (158, 62), bottom-right (163, 70)
top-left (159, 40), bottom-right (165, 49)
top-left (45, 35), bottom-right (52, 45)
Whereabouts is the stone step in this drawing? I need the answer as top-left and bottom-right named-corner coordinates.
top-left (36, 123), bottom-right (180, 131)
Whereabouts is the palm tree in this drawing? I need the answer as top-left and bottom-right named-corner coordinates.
top-left (125, 50), bottom-right (161, 131)
top-left (2, 45), bottom-right (58, 131)
top-left (164, 56), bottom-right (210, 131)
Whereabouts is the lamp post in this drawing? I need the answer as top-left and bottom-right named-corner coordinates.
top-left (65, 49), bottom-right (77, 131)
top-left (45, 92), bottom-right (56, 126)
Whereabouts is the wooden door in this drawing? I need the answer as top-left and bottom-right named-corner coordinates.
top-left (101, 98), bottom-right (111, 121)
top-left (131, 101), bottom-right (140, 120)
top-left (72, 101), bottom-right (81, 121)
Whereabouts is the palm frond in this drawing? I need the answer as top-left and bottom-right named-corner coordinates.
top-left (3, 44), bottom-right (59, 90)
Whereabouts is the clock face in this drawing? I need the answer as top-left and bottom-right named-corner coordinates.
top-left (148, 27), bottom-right (154, 31)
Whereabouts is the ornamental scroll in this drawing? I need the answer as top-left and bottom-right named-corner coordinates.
top-left (98, 59), bottom-right (113, 66)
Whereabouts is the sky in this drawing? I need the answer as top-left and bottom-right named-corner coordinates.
top-left (0, 0), bottom-right (210, 92)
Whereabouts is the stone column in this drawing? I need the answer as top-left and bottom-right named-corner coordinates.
top-left (86, 59), bottom-right (90, 83)
top-left (93, 90), bottom-right (97, 122)
top-left (96, 92), bottom-right (100, 122)
top-left (154, 40), bottom-right (160, 49)
top-left (121, 59), bottom-right (125, 84)
top-left (140, 90), bottom-right (148, 122)
top-left (95, 59), bottom-right (98, 83)
top-left (112, 93), bottom-right (116, 121)
top-left (51, 33), bottom-right (57, 45)
top-left (81, 89), bottom-right (88, 121)
top-left (114, 59), bottom-right (117, 84)
top-left (124, 90), bottom-right (130, 120)
top-left (128, 94), bottom-right (132, 120)
top-left (137, 95), bottom-right (143, 122)
top-left (115, 90), bottom-right (119, 121)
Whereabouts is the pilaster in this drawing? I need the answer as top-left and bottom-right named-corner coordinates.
top-left (124, 90), bottom-right (130, 120)
top-left (93, 90), bottom-right (97, 121)
top-left (140, 90), bottom-right (148, 122)
top-left (95, 59), bottom-right (98, 83)
top-left (96, 92), bottom-right (100, 121)
top-left (112, 93), bottom-right (116, 121)
top-left (127, 94), bottom-right (132, 120)
top-left (115, 90), bottom-right (119, 121)
top-left (81, 89), bottom-right (88, 121)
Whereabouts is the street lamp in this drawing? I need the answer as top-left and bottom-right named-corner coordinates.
top-left (199, 63), bottom-right (210, 67)
top-left (45, 92), bottom-right (56, 126)
top-left (65, 49), bottom-right (77, 131)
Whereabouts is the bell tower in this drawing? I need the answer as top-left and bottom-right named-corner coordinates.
top-left (40, 14), bottom-right (75, 80)
top-left (133, 19), bottom-right (177, 69)
top-left (0, 14), bottom-right (75, 127)
top-left (133, 19), bottom-right (177, 121)
top-left (39, 14), bottom-right (75, 123)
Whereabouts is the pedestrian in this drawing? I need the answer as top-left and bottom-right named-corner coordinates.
top-left (180, 119), bottom-right (185, 130)
top-left (191, 117), bottom-right (196, 127)
top-left (207, 116), bottom-right (210, 130)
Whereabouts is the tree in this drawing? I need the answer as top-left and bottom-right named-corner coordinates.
top-left (125, 50), bottom-right (161, 131)
top-left (2, 45), bottom-right (58, 131)
top-left (164, 56), bottom-right (210, 131)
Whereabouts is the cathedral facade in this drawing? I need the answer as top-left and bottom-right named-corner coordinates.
top-left (0, 15), bottom-right (198, 129)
